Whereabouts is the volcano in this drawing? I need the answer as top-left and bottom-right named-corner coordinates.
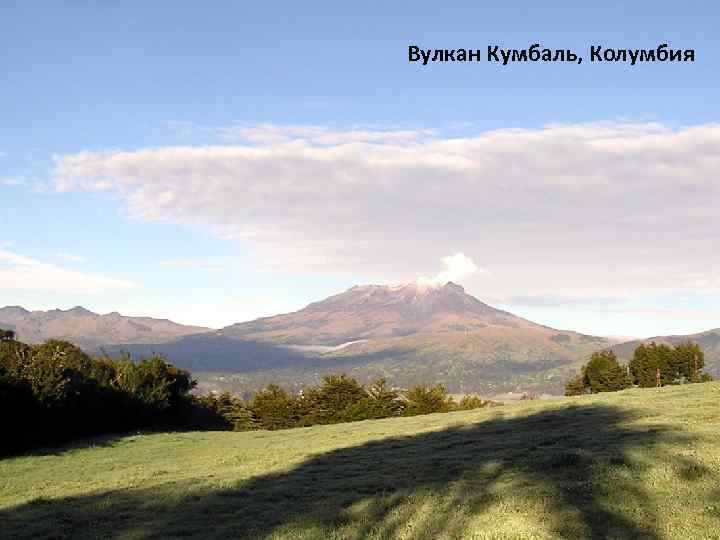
top-left (221, 281), bottom-right (558, 345)
top-left (4, 283), bottom-right (613, 395)
top-left (198, 281), bottom-right (612, 394)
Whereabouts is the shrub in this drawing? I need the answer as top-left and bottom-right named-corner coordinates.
top-left (630, 343), bottom-right (674, 387)
top-left (457, 395), bottom-right (486, 410)
top-left (630, 341), bottom-right (709, 386)
top-left (248, 384), bottom-right (300, 430)
top-left (233, 377), bottom-right (486, 431)
top-left (583, 350), bottom-right (632, 393)
top-left (667, 341), bottom-right (705, 383)
top-left (301, 374), bottom-right (369, 424)
top-left (363, 378), bottom-right (404, 417)
top-left (191, 392), bottom-right (255, 431)
top-left (0, 337), bottom-right (198, 456)
top-left (564, 373), bottom-right (587, 396)
top-left (113, 352), bottom-right (194, 411)
top-left (403, 384), bottom-right (454, 415)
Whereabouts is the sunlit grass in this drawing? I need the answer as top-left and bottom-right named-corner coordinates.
top-left (1, 383), bottom-right (718, 539)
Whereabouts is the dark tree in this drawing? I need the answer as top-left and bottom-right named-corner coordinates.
top-left (631, 341), bottom-right (706, 386)
top-left (583, 350), bottom-right (632, 393)
top-left (672, 341), bottom-right (705, 382)
top-left (630, 343), bottom-right (673, 387)
top-left (403, 384), bottom-right (453, 415)
top-left (249, 384), bottom-right (299, 430)
top-left (564, 372), bottom-right (587, 396)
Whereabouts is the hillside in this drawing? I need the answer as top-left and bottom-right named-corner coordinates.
top-left (1, 382), bottom-right (718, 539)
top-left (109, 282), bottom-right (610, 395)
top-left (613, 328), bottom-right (720, 379)
top-left (0, 306), bottom-right (208, 349)
top-left (220, 281), bottom-right (550, 345)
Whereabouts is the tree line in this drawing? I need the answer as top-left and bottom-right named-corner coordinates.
top-left (1, 333), bottom-right (196, 455)
top-left (565, 341), bottom-right (712, 396)
top-left (0, 331), bottom-right (488, 455)
top-left (195, 375), bottom-right (487, 432)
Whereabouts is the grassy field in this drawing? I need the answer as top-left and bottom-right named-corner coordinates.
top-left (1, 383), bottom-right (719, 539)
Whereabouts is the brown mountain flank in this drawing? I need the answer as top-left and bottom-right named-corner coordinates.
top-left (221, 281), bottom-right (572, 344)
top-left (13, 283), bottom-right (688, 395)
top-left (200, 282), bottom-right (612, 394)
top-left (0, 305), bottom-right (208, 349)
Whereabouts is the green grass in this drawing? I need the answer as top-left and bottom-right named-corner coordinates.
top-left (2, 383), bottom-right (719, 539)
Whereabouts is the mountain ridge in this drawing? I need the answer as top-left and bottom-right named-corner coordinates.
top-left (219, 281), bottom-right (572, 347)
top-left (0, 305), bottom-right (209, 349)
top-left (179, 281), bottom-right (612, 394)
top-left (8, 284), bottom-right (715, 395)
top-left (0, 283), bottom-right (614, 394)
top-left (612, 328), bottom-right (720, 379)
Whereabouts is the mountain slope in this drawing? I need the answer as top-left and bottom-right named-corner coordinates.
top-left (0, 306), bottom-right (208, 349)
top-left (190, 282), bottom-right (609, 394)
top-left (612, 328), bottom-right (720, 378)
top-left (2, 283), bottom-right (613, 394)
top-left (221, 282), bottom-right (552, 344)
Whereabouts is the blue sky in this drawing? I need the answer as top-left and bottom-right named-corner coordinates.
top-left (2, 1), bottom-right (719, 336)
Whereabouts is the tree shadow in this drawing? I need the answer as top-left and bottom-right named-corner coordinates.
top-left (1, 404), bottom-right (714, 539)
top-left (3, 432), bottom-right (133, 459)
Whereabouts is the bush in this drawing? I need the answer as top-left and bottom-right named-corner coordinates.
top-left (630, 341), bottom-right (709, 386)
top-left (113, 352), bottom-right (194, 411)
top-left (299, 374), bottom-right (369, 424)
top-left (0, 335), bottom-right (198, 456)
top-left (209, 377), bottom-right (486, 432)
top-left (583, 350), bottom-right (632, 393)
top-left (190, 392), bottom-right (254, 431)
top-left (403, 384), bottom-right (454, 415)
top-left (362, 378), bottom-right (405, 417)
top-left (564, 373), bottom-right (587, 396)
top-left (248, 384), bottom-right (300, 430)
top-left (567, 340), bottom-right (712, 397)
top-left (630, 343), bottom-right (673, 387)
top-left (457, 395), bottom-right (486, 410)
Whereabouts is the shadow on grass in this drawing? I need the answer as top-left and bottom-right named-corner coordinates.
top-left (4, 432), bottom-right (134, 458)
top-left (1, 434), bottom-right (130, 460)
top-left (1, 404), bottom-right (713, 539)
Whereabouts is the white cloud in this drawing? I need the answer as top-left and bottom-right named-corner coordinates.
top-left (55, 252), bottom-right (86, 263)
top-left (52, 122), bottom-right (720, 303)
top-left (219, 123), bottom-right (436, 146)
top-left (418, 253), bottom-right (481, 287)
top-left (159, 259), bottom-right (226, 272)
top-left (0, 249), bottom-right (135, 294)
